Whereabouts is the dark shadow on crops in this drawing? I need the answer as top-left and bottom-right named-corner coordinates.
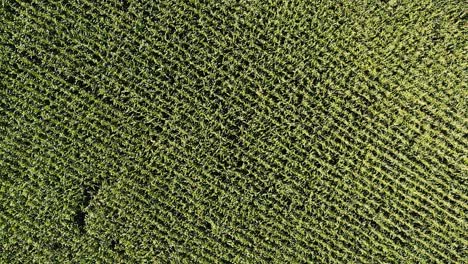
top-left (110, 240), bottom-right (125, 254)
top-left (120, 0), bottom-right (130, 11)
top-left (74, 184), bottom-right (101, 233)
top-left (329, 156), bottom-right (339, 165)
top-left (74, 211), bottom-right (87, 233)
top-left (51, 242), bottom-right (62, 250)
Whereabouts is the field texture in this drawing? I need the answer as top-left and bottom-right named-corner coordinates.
top-left (1, 0), bottom-right (467, 263)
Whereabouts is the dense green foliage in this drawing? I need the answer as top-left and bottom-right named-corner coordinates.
top-left (1, 0), bottom-right (467, 263)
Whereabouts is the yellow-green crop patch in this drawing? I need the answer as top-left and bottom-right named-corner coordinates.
top-left (1, 0), bottom-right (467, 262)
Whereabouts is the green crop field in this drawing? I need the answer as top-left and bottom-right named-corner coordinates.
top-left (1, 0), bottom-right (467, 263)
